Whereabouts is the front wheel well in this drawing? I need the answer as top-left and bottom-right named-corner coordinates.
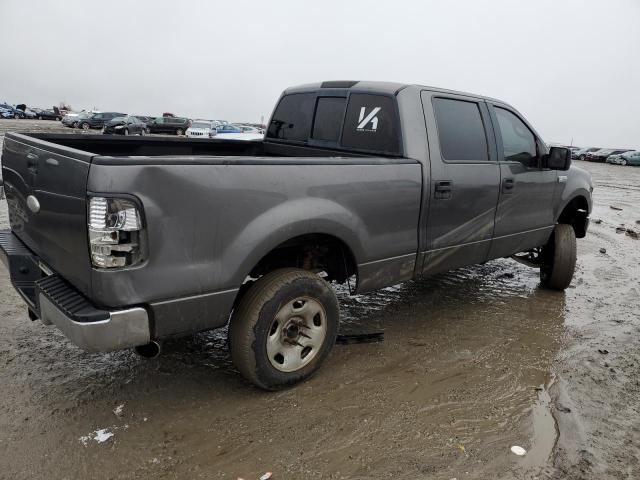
top-left (558, 196), bottom-right (589, 238)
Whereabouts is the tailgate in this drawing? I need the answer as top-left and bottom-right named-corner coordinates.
top-left (1, 133), bottom-right (92, 295)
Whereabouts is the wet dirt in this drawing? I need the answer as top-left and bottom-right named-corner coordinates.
top-left (1, 119), bottom-right (639, 479)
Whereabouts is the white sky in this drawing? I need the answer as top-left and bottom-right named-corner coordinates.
top-left (1, 0), bottom-right (639, 148)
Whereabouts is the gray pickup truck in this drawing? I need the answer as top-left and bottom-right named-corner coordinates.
top-left (0, 80), bottom-right (592, 389)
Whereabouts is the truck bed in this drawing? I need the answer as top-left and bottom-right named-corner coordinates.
top-left (1, 131), bottom-right (421, 339)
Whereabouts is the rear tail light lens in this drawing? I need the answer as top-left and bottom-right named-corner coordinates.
top-left (88, 196), bottom-right (145, 268)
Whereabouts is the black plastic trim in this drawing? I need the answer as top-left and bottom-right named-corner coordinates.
top-left (36, 275), bottom-right (110, 323)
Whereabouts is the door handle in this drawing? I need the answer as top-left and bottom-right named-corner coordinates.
top-left (26, 152), bottom-right (39, 174)
top-left (434, 180), bottom-right (453, 199)
top-left (502, 178), bottom-right (514, 193)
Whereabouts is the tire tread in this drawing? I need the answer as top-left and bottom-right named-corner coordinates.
top-left (229, 268), bottom-right (337, 389)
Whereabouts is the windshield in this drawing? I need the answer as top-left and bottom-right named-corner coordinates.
top-left (191, 122), bottom-right (211, 129)
top-left (111, 117), bottom-right (126, 123)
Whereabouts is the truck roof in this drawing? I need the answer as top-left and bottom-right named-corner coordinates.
top-left (284, 80), bottom-right (503, 104)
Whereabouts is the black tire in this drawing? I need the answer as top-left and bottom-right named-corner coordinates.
top-left (38, 116), bottom-right (43, 120)
top-left (81, 122), bottom-right (90, 130)
top-left (540, 224), bottom-right (577, 290)
top-left (229, 268), bottom-right (339, 390)
top-left (580, 154), bottom-right (586, 161)
top-left (176, 128), bottom-right (183, 136)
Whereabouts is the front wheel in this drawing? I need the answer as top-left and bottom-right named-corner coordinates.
top-left (176, 128), bottom-right (183, 136)
top-left (81, 122), bottom-right (90, 130)
top-left (229, 268), bottom-right (339, 390)
top-left (540, 224), bottom-right (577, 290)
top-left (621, 159), bottom-right (627, 166)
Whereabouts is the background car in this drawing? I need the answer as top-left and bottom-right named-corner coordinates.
top-left (186, 120), bottom-right (216, 138)
top-left (215, 123), bottom-right (242, 134)
top-left (147, 116), bottom-right (191, 135)
top-left (586, 148), bottom-right (632, 162)
top-left (15, 105), bottom-right (37, 119)
top-left (31, 108), bottom-right (62, 120)
top-left (606, 154), bottom-right (624, 164)
top-left (0, 107), bottom-right (14, 119)
top-left (134, 115), bottom-right (154, 126)
top-left (572, 147), bottom-right (600, 160)
top-left (62, 111), bottom-right (95, 128)
top-left (103, 115), bottom-right (147, 135)
top-left (618, 151), bottom-right (640, 166)
top-left (236, 124), bottom-right (265, 134)
top-left (0, 103), bottom-right (21, 118)
top-left (78, 111), bottom-right (126, 130)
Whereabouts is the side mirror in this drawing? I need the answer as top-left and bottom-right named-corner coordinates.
top-left (547, 147), bottom-right (571, 170)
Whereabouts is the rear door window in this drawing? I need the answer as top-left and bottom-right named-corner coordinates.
top-left (267, 93), bottom-right (315, 142)
top-left (340, 94), bottom-right (401, 155)
top-left (312, 97), bottom-right (346, 142)
top-left (432, 98), bottom-right (488, 161)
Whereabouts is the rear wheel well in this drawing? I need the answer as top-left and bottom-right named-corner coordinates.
top-left (558, 196), bottom-right (589, 238)
top-left (233, 234), bottom-right (358, 308)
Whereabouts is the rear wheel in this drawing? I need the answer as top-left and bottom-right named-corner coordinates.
top-left (540, 224), bottom-right (576, 290)
top-left (579, 154), bottom-right (586, 161)
top-left (229, 268), bottom-right (339, 390)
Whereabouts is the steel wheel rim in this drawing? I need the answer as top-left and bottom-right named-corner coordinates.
top-left (266, 296), bottom-right (327, 373)
top-left (82, 123), bottom-right (89, 130)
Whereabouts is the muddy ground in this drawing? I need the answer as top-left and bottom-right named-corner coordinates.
top-left (0, 119), bottom-right (639, 479)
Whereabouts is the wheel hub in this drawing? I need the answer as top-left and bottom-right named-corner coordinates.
top-left (266, 297), bottom-right (327, 372)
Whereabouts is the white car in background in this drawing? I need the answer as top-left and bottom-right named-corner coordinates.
top-left (211, 132), bottom-right (264, 141)
top-left (185, 120), bottom-right (217, 138)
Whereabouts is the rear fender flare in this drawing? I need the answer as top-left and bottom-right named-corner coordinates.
top-left (220, 198), bottom-right (367, 288)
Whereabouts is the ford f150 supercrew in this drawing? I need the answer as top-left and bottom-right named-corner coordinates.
top-left (0, 80), bottom-right (593, 389)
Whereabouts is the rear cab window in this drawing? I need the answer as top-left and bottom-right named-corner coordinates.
top-left (267, 93), bottom-right (315, 142)
top-left (312, 97), bottom-right (346, 142)
top-left (341, 94), bottom-right (401, 155)
top-left (267, 91), bottom-right (402, 156)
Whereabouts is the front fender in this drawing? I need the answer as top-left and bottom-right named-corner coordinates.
top-left (555, 165), bottom-right (593, 220)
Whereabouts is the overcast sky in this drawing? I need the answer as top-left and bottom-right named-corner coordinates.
top-left (1, 0), bottom-right (639, 148)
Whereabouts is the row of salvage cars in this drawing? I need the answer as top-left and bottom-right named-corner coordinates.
top-left (60, 111), bottom-right (265, 140)
top-left (571, 147), bottom-right (640, 166)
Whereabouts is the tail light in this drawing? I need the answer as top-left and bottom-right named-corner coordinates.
top-left (88, 196), bottom-right (145, 268)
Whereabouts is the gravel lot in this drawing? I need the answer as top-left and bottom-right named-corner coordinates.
top-left (1, 119), bottom-right (639, 479)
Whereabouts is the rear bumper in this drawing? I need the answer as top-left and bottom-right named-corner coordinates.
top-left (0, 229), bottom-right (151, 352)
